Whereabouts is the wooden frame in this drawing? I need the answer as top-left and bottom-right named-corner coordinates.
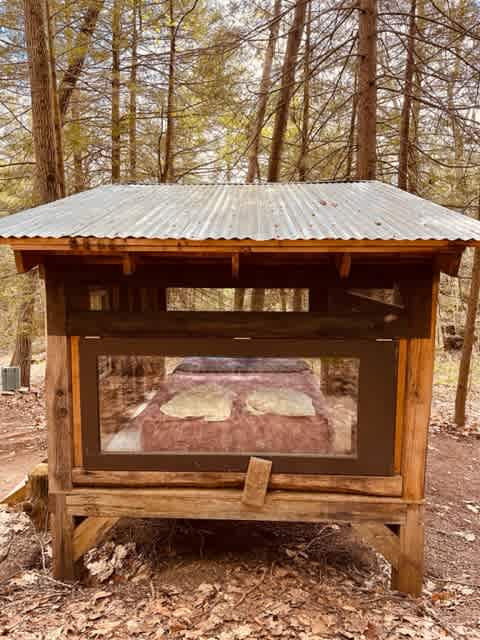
top-left (77, 336), bottom-right (398, 475)
top-left (38, 253), bottom-right (438, 597)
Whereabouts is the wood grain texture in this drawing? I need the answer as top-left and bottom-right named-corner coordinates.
top-left (45, 272), bottom-right (73, 493)
top-left (71, 469), bottom-right (403, 496)
top-left (68, 309), bottom-right (425, 339)
top-left (64, 488), bottom-right (408, 524)
top-left (71, 337), bottom-right (83, 468)
top-left (51, 494), bottom-right (75, 581)
top-left (242, 457), bottom-right (272, 508)
top-left (401, 274), bottom-right (439, 500)
top-left (73, 516), bottom-right (119, 562)
top-left (391, 503), bottom-right (424, 596)
top-left (353, 523), bottom-right (400, 569)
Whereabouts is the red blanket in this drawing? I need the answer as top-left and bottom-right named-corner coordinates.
top-left (135, 369), bottom-right (333, 454)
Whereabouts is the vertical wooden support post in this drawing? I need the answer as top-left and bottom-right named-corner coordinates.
top-left (392, 272), bottom-right (439, 596)
top-left (45, 270), bottom-right (75, 580)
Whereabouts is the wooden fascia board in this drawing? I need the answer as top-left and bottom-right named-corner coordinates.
top-left (1, 237), bottom-right (473, 254)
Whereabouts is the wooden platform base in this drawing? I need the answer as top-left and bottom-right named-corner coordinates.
top-left (49, 488), bottom-right (425, 597)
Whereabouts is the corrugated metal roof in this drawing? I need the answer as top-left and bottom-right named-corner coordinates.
top-left (1, 181), bottom-right (480, 243)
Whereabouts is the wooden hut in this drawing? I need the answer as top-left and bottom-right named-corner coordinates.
top-left (1, 181), bottom-right (480, 595)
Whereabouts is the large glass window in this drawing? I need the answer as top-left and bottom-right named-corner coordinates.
top-left (98, 355), bottom-right (359, 458)
top-left (79, 338), bottom-right (397, 474)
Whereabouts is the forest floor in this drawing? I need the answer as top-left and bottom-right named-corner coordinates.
top-left (0, 351), bottom-right (479, 639)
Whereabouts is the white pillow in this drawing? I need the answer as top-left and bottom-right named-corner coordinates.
top-left (160, 384), bottom-right (235, 422)
top-left (246, 387), bottom-right (315, 417)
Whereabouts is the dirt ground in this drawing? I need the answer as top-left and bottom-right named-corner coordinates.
top-left (0, 353), bottom-right (479, 639)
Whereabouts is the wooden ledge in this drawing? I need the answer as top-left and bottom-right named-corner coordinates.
top-left (71, 469), bottom-right (403, 497)
top-left (64, 488), bottom-right (409, 524)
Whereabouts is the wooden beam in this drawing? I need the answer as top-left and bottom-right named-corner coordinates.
top-left (71, 469), bottom-right (403, 496)
top-left (391, 504), bottom-right (424, 596)
top-left (394, 339), bottom-right (408, 473)
top-left (352, 523), bottom-right (400, 569)
top-left (242, 457), bottom-right (272, 508)
top-left (14, 251), bottom-right (27, 273)
top-left (73, 517), bottom-right (119, 562)
top-left (1, 478), bottom-right (29, 506)
top-left (435, 251), bottom-right (463, 277)
top-left (68, 309), bottom-right (425, 339)
top-left (122, 254), bottom-right (136, 275)
top-left (335, 253), bottom-right (352, 278)
top-left (71, 337), bottom-right (83, 468)
top-left (51, 494), bottom-right (75, 580)
top-left (45, 269), bottom-right (75, 579)
top-left (401, 274), bottom-right (439, 500)
top-left (231, 253), bottom-right (240, 280)
top-left (4, 236), bottom-right (470, 253)
top-left (64, 488), bottom-right (409, 524)
top-left (45, 272), bottom-right (73, 493)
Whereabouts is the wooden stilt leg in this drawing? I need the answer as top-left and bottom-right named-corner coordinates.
top-left (391, 504), bottom-right (424, 596)
top-left (51, 494), bottom-right (75, 581)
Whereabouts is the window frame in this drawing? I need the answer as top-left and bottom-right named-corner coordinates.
top-left (78, 337), bottom-right (398, 475)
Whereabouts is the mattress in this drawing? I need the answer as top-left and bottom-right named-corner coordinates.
top-left (133, 365), bottom-right (336, 455)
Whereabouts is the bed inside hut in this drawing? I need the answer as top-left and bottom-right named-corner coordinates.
top-left (98, 355), bottom-right (359, 458)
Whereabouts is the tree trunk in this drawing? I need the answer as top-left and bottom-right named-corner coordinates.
top-left (297, 0), bottom-right (311, 182)
top-left (345, 68), bottom-right (358, 178)
top-left (234, 288), bottom-right (246, 311)
top-left (129, 0), bottom-right (138, 182)
top-left (251, 288), bottom-right (265, 311)
top-left (397, 0), bottom-right (417, 191)
top-left (160, 0), bottom-right (176, 183)
top-left (58, 0), bottom-right (104, 120)
top-left (20, 0), bottom-right (61, 389)
top-left (246, 0), bottom-right (282, 183)
top-left (356, 0), bottom-right (377, 180)
top-left (10, 270), bottom-right (37, 388)
top-left (455, 196), bottom-right (480, 427)
top-left (23, 0), bottom-right (58, 203)
top-left (45, 0), bottom-right (66, 197)
top-left (111, 0), bottom-right (122, 183)
top-left (267, 0), bottom-right (308, 182)
top-left (72, 89), bottom-right (84, 192)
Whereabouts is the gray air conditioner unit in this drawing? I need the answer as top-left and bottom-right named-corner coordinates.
top-left (1, 366), bottom-right (21, 392)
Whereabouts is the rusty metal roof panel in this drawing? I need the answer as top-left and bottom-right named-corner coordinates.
top-left (1, 181), bottom-right (480, 243)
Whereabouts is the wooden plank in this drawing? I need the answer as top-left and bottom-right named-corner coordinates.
top-left (61, 262), bottom-right (432, 291)
top-left (1, 478), bottom-right (28, 506)
top-left (71, 469), bottom-right (403, 496)
top-left (435, 251), bottom-right (463, 276)
top-left (242, 457), bottom-right (272, 508)
top-left (335, 253), bottom-right (352, 278)
top-left (71, 337), bottom-right (83, 468)
top-left (352, 523), bottom-right (400, 569)
top-left (73, 517), bottom-right (119, 562)
top-left (4, 237), bottom-right (467, 252)
top-left (122, 254), bottom-right (135, 275)
top-left (14, 251), bottom-right (27, 273)
top-left (401, 274), bottom-right (439, 500)
top-left (391, 503), bottom-right (424, 596)
top-left (64, 488), bottom-right (408, 524)
top-left (394, 339), bottom-right (407, 473)
top-left (45, 271), bottom-right (73, 494)
top-left (67, 309), bottom-right (425, 339)
top-left (231, 253), bottom-right (240, 280)
top-left (51, 494), bottom-right (75, 581)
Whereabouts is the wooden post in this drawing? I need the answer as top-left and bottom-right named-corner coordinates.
top-left (45, 270), bottom-right (75, 580)
top-left (392, 272), bottom-right (438, 596)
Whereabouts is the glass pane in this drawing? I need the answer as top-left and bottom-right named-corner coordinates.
top-left (98, 355), bottom-right (359, 458)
